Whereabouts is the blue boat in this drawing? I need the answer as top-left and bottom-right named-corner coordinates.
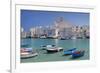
top-left (66, 48), bottom-right (77, 51)
top-left (72, 50), bottom-right (85, 58)
top-left (63, 48), bottom-right (76, 55)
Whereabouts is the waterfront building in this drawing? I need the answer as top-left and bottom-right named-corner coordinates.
top-left (82, 25), bottom-right (90, 38)
top-left (54, 17), bottom-right (73, 39)
top-left (30, 28), bottom-right (36, 38)
top-left (30, 26), bottom-right (44, 38)
top-left (72, 25), bottom-right (89, 39)
top-left (26, 32), bottom-right (31, 38)
top-left (23, 17), bottom-right (89, 39)
top-left (47, 26), bottom-right (55, 38)
top-left (21, 28), bottom-right (27, 38)
top-left (53, 17), bottom-right (90, 39)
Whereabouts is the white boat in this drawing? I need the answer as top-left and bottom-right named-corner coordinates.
top-left (41, 45), bottom-right (55, 50)
top-left (41, 45), bottom-right (63, 52)
top-left (21, 48), bottom-right (38, 59)
top-left (40, 36), bottom-right (46, 39)
top-left (71, 36), bottom-right (77, 39)
top-left (46, 47), bottom-right (63, 53)
top-left (21, 52), bottom-right (38, 59)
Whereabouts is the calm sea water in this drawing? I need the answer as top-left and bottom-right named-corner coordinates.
top-left (21, 38), bottom-right (89, 63)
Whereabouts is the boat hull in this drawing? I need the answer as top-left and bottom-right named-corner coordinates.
top-left (63, 51), bottom-right (73, 55)
top-left (63, 48), bottom-right (76, 55)
top-left (46, 48), bottom-right (63, 53)
top-left (72, 50), bottom-right (85, 58)
top-left (21, 53), bottom-right (38, 59)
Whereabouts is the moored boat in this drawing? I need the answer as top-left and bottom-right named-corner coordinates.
top-left (71, 36), bottom-right (77, 39)
top-left (40, 36), bottom-right (46, 39)
top-left (72, 50), bottom-right (85, 58)
top-left (21, 48), bottom-right (33, 52)
top-left (66, 48), bottom-right (76, 51)
top-left (21, 52), bottom-right (38, 59)
top-left (63, 48), bottom-right (76, 55)
top-left (21, 48), bottom-right (38, 59)
top-left (60, 38), bottom-right (66, 40)
top-left (46, 47), bottom-right (63, 53)
top-left (41, 45), bottom-right (56, 50)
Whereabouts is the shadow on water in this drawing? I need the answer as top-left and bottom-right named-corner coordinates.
top-left (21, 57), bottom-right (33, 59)
top-left (62, 54), bottom-right (71, 56)
top-left (21, 56), bottom-right (38, 59)
top-left (43, 52), bottom-right (58, 54)
top-left (69, 56), bottom-right (84, 60)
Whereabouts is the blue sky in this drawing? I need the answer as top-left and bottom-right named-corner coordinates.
top-left (21, 10), bottom-right (89, 31)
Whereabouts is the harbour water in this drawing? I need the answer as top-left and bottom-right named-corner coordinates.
top-left (21, 38), bottom-right (89, 63)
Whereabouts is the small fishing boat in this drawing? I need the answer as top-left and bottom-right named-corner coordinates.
top-left (41, 45), bottom-right (56, 50)
top-left (60, 38), bottom-right (66, 40)
top-left (72, 50), bottom-right (85, 58)
top-left (63, 48), bottom-right (76, 55)
top-left (21, 48), bottom-right (33, 52)
top-left (21, 48), bottom-right (38, 59)
top-left (71, 36), bottom-right (77, 39)
top-left (41, 45), bottom-right (63, 53)
top-left (46, 47), bottom-right (63, 53)
top-left (66, 48), bottom-right (77, 51)
top-left (21, 52), bottom-right (38, 59)
top-left (40, 36), bottom-right (46, 39)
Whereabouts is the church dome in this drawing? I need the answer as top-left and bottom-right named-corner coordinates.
top-left (54, 17), bottom-right (73, 29)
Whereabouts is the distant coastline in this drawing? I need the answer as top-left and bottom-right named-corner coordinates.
top-left (21, 36), bottom-right (89, 40)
